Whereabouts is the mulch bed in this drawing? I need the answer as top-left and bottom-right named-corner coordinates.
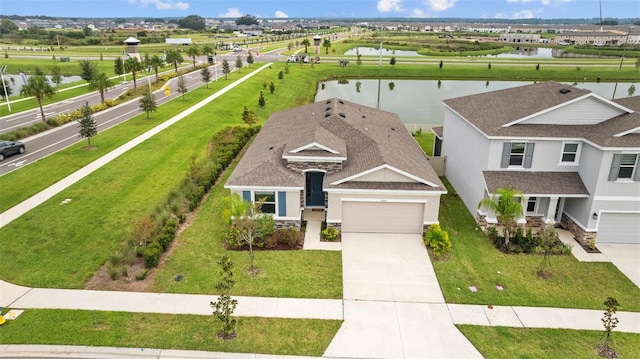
top-left (574, 238), bottom-right (601, 253)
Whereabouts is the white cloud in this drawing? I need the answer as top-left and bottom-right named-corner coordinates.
top-left (411, 8), bottom-right (428, 17)
top-left (128, 0), bottom-right (189, 11)
top-left (541, 0), bottom-right (551, 4)
top-left (425, 0), bottom-right (457, 12)
top-left (506, 0), bottom-right (534, 3)
top-left (377, 0), bottom-right (404, 13)
top-left (275, 10), bottom-right (289, 18)
top-left (495, 9), bottom-right (535, 19)
top-left (219, 8), bottom-right (243, 17)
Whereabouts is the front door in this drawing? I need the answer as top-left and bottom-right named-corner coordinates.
top-left (305, 172), bottom-right (325, 207)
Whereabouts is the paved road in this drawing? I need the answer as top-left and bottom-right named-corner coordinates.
top-left (0, 49), bottom-right (285, 176)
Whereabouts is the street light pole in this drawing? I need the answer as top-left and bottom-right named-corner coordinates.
top-left (0, 65), bottom-right (11, 112)
top-left (619, 26), bottom-right (633, 70)
top-left (146, 65), bottom-right (152, 91)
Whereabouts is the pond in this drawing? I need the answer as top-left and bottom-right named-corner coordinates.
top-left (343, 46), bottom-right (611, 59)
top-left (1, 74), bottom-right (83, 95)
top-left (315, 79), bottom-right (635, 127)
top-left (344, 47), bottom-right (421, 56)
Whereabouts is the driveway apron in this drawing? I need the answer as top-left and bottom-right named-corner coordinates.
top-left (324, 233), bottom-right (482, 358)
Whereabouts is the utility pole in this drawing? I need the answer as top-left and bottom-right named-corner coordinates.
top-left (378, 27), bottom-right (383, 67)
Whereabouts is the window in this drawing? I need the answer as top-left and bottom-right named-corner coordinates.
top-left (526, 197), bottom-right (537, 213)
top-left (254, 191), bottom-right (276, 214)
top-left (618, 154), bottom-right (638, 179)
top-left (561, 143), bottom-right (579, 163)
top-left (509, 142), bottom-right (526, 166)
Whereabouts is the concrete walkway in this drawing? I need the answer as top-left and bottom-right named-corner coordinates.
top-left (302, 210), bottom-right (341, 251)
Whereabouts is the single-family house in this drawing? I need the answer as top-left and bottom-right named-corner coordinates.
top-left (225, 99), bottom-right (446, 234)
top-left (440, 81), bottom-right (640, 245)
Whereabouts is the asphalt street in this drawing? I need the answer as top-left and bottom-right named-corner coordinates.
top-left (0, 48), bottom-right (283, 176)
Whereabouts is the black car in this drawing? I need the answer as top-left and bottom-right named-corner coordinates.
top-left (0, 140), bottom-right (26, 161)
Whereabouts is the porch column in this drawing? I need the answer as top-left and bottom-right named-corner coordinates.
top-left (545, 197), bottom-right (559, 224)
top-left (517, 196), bottom-right (529, 225)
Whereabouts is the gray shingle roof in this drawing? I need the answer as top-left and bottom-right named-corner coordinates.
top-left (483, 171), bottom-right (589, 196)
top-left (443, 81), bottom-right (640, 148)
top-left (226, 98), bottom-right (444, 192)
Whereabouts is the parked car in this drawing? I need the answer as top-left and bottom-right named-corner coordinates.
top-left (0, 140), bottom-right (26, 161)
top-left (232, 47), bottom-right (242, 52)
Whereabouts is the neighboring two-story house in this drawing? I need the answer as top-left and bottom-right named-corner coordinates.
top-left (225, 98), bottom-right (446, 234)
top-left (440, 81), bottom-right (640, 245)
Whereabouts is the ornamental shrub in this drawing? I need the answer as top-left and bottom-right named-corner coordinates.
top-left (321, 227), bottom-right (339, 241)
top-left (424, 224), bottom-right (451, 258)
top-left (142, 240), bottom-right (163, 268)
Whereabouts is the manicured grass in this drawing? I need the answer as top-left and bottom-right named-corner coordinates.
top-left (0, 64), bottom-right (343, 299)
top-left (432, 178), bottom-right (640, 311)
top-left (458, 325), bottom-right (640, 359)
top-left (0, 309), bottom-right (341, 356)
top-left (151, 156), bottom-right (343, 299)
top-left (413, 131), bottom-right (434, 156)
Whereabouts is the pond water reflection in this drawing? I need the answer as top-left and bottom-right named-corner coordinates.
top-left (316, 79), bottom-right (633, 126)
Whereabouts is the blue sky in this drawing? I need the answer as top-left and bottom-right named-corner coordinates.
top-left (1, 0), bottom-right (638, 19)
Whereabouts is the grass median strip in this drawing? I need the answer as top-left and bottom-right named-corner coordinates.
top-left (457, 325), bottom-right (640, 359)
top-left (1, 309), bottom-right (342, 356)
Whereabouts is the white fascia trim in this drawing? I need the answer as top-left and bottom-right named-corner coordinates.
top-left (340, 198), bottom-right (428, 204)
top-left (599, 210), bottom-right (640, 214)
top-left (226, 186), bottom-right (303, 191)
top-left (614, 126), bottom-right (640, 137)
top-left (330, 164), bottom-right (439, 187)
top-left (289, 142), bottom-right (339, 154)
top-left (326, 188), bottom-right (447, 195)
top-left (593, 196), bottom-right (640, 202)
top-left (283, 155), bottom-right (346, 162)
top-left (326, 219), bottom-right (342, 224)
top-left (274, 216), bottom-right (302, 221)
top-left (524, 193), bottom-right (589, 198)
top-left (501, 93), bottom-right (632, 128)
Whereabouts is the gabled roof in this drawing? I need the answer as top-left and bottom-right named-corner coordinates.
top-left (226, 98), bottom-right (444, 192)
top-left (443, 81), bottom-right (640, 149)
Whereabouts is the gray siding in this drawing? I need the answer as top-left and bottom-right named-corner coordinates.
top-left (521, 96), bottom-right (625, 125)
top-left (442, 106), bottom-right (492, 214)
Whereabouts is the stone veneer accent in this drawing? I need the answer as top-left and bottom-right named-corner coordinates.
top-left (561, 213), bottom-right (596, 245)
top-left (286, 161), bottom-right (342, 173)
top-left (275, 219), bottom-right (301, 230)
top-left (477, 214), bottom-right (549, 231)
top-left (327, 222), bottom-right (341, 231)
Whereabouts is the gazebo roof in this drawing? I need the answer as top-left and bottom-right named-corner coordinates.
top-left (123, 37), bottom-right (140, 44)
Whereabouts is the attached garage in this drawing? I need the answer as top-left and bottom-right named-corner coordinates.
top-left (597, 213), bottom-right (640, 244)
top-left (341, 201), bottom-right (425, 234)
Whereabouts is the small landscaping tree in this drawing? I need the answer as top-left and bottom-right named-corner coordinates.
top-left (487, 62), bottom-right (492, 70)
top-left (439, 60), bottom-right (443, 69)
top-left (79, 59), bottom-right (97, 81)
top-left (77, 101), bottom-right (97, 148)
top-left (599, 297), bottom-right (620, 358)
top-left (246, 51), bottom-right (254, 67)
top-left (50, 64), bottom-right (63, 86)
top-left (269, 81), bottom-right (275, 94)
top-left (537, 225), bottom-right (558, 278)
top-left (241, 106), bottom-right (258, 126)
top-left (223, 193), bottom-right (268, 274)
top-left (186, 45), bottom-right (200, 67)
top-left (20, 73), bottom-right (56, 124)
top-left (124, 56), bottom-right (143, 90)
top-left (284, 62), bottom-right (290, 74)
top-left (222, 59), bottom-right (230, 80)
top-left (139, 89), bottom-right (157, 119)
top-left (258, 91), bottom-right (265, 108)
top-left (88, 72), bottom-right (114, 104)
top-left (148, 54), bottom-right (164, 81)
top-left (478, 187), bottom-right (524, 245)
top-left (165, 49), bottom-right (184, 72)
top-left (200, 66), bottom-right (211, 89)
top-left (177, 75), bottom-right (188, 100)
top-left (210, 254), bottom-right (238, 340)
top-left (300, 38), bottom-right (310, 53)
top-left (235, 55), bottom-right (243, 73)
top-left (114, 57), bottom-right (124, 79)
top-left (390, 56), bottom-right (396, 66)
top-left (323, 38), bottom-right (331, 54)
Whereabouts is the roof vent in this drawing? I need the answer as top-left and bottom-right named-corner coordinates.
top-left (391, 127), bottom-right (395, 131)
top-left (338, 99), bottom-right (344, 104)
top-left (362, 115), bottom-right (366, 119)
top-left (326, 100), bottom-right (331, 104)
top-left (326, 106), bottom-right (332, 111)
top-left (339, 112), bottom-right (346, 118)
top-left (269, 146), bottom-right (274, 150)
top-left (325, 112), bottom-right (331, 117)
top-left (559, 88), bottom-right (571, 94)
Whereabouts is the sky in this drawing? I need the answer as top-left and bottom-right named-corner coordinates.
top-left (1, 0), bottom-right (638, 20)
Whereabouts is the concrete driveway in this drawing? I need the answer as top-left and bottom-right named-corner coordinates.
top-left (598, 243), bottom-right (640, 288)
top-left (324, 233), bottom-right (482, 359)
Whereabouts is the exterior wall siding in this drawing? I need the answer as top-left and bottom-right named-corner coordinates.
top-left (442, 106), bottom-right (492, 215)
top-left (522, 97), bottom-right (625, 125)
top-left (286, 160), bottom-right (342, 173)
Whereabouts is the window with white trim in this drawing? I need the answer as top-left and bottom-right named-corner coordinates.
top-left (509, 142), bottom-right (526, 166)
top-left (561, 142), bottom-right (580, 163)
top-left (618, 154), bottom-right (638, 180)
top-left (526, 197), bottom-right (537, 213)
top-left (254, 191), bottom-right (276, 214)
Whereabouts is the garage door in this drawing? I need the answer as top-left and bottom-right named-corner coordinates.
top-left (598, 213), bottom-right (640, 244)
top-left (342, 201), bottom-right (424, 234)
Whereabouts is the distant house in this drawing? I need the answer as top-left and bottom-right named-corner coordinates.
top-left (499, 33), bottom-right (541, 44)
top-left (165, 38), bottom-right (192, 46)
top-left (440, 81), bottom-right (640, 245)
top-left (555, 31), bottom-right (626, 45)
top-left (225, 99), bottom-right (446, 234)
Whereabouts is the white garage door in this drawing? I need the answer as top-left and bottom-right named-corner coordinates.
top-left (342, 201), bottom-right (424, 234)
top-left (598, 213), bottom-right (640, 244)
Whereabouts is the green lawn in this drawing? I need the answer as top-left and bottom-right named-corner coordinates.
top-left (432, 178), bottom-right (640, 311)
top-left (458, 325), bottom-right (640, 359)
top-left (0, 309), bottom-right (341, 356)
